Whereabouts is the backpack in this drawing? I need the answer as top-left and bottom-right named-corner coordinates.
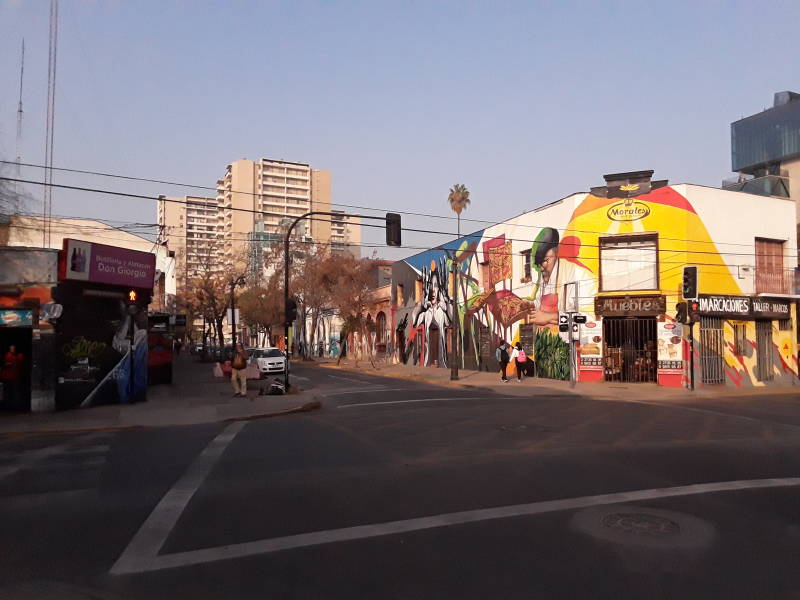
top-left (516, 349), bottom-right (527, 363)
top-left (499, 347), bottom-right (509, 363)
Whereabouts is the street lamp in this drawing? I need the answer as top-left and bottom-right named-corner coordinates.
top-left (229, 275), bottom-right (246, 347)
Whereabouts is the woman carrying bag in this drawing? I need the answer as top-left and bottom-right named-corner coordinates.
top-left (511, 342), bottom-right (529, 382)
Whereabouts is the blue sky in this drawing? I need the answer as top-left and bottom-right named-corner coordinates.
top-left (1, 0), bottom-right (798, 258)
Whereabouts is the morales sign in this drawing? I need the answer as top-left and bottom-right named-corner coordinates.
top-left (594, 295), bottom-right (666, 316)
top-left (59, 239), bottom-right (156, 290)
top-left (693, 294), bottom-right (791, 320)
top-left (606, 201), bottom-right (651, 222)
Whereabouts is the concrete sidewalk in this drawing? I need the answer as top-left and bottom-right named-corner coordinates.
top-left (0, 354), bottom-right (319, 435)
top-left (317, 357), bottom-right (800, 402)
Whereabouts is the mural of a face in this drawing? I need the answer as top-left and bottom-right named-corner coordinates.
top-left (540, 248), bottom-right (557, 280)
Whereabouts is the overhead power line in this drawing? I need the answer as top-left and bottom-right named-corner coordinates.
top-left (2, 177), bottom-right (797, 261)
top-left (3, 161), bottom-right (792, 250)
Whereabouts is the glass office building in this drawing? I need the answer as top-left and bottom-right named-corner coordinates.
top-left (732, 94), bottom-right (800, 173)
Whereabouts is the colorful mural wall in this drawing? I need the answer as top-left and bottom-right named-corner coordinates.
top-left (392, 184), bottom-right (798, 387)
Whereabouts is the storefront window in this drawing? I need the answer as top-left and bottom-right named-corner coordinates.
top-left (599, 234), bottom-right (658, 292)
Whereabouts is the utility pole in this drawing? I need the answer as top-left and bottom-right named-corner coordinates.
top-left (450, 218), bottom-right (460, 380)
top-left (229, 276), bottom-right (245, 347)
top-left (43, 0), bottom-right (58, 248)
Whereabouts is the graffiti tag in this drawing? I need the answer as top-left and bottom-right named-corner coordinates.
top-left (63, 337), bottom-right (107, 361)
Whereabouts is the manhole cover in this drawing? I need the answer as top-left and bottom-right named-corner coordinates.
top-left (601, 512), bottom-right (680, 537)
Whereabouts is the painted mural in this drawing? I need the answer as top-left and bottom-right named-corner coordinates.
top-left (393, 184), bottom-right (798, 387)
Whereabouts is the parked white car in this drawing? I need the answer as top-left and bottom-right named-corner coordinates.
top-left (250, 348), bottom-right (288, 377)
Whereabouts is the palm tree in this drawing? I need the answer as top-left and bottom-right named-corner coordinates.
top-left (447, 184), bottom-right (470, 380)
top-left (448, 183), bottom-right (471, 223)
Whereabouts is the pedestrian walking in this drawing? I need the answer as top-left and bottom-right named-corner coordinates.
top-left (511, 341), bottom-right (529, 381)
top-left (495, 341), bottom-right (510, 382)
top-left (231, 342), bottom-right (248, 397)
top-left (1, 345), bottom-right (25, 408)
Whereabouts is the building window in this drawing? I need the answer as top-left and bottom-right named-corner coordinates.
top-left (755, 238), bottom-right (785, 294)
top-left (397, 284), bottom-right (404, 307)
top-left (732, 322), bottom-right (747, 355)
top-left (778, 319), bottom-right (791, 331)
top-left (521, 250), bottom-right (531, 282)
top-left (600, 234), bottom-right (658, 292)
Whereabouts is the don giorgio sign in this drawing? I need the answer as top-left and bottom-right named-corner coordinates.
top-left (595, 295), bottom-right (666, 317)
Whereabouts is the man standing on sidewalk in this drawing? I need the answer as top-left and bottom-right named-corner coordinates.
top-left (231, 343), bottom-right (248, 397)
top-left (496, 341), bottom-right (510, 383)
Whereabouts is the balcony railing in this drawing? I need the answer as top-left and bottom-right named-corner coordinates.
top-left (756, 268), bottom-right (800, 295)
top-left (722, 175), bottom-right (790, 198)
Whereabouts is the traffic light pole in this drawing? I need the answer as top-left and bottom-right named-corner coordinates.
top-left (688, 321), bottom-right (695, 391)
top-left (283, 210), bottom-right (397, 391)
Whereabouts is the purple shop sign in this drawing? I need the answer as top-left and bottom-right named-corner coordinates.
top-left (61, 239), bottom-right (156, 289)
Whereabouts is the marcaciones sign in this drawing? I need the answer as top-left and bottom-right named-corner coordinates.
top-left (694, 294), bottom-right (790, 320)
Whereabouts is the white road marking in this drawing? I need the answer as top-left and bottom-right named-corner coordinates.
top-left (322, 387), bottom-right (405, 397)
top-left (0, 433), bottom-right (103, 480)
top-left (289, 374), bottom-right (310, 382)
top-left (110, 421), bottom-right (246, 575)
top-left (109, 476), bottom-right (800, 574)
top-left (338, 396), bottom-right (519, 408)
top-left (327, 374), bottom-right (383, 385)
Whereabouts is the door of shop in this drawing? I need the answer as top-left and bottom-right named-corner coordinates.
top-left (755, 320), bottom-right (774, 382)
top-left (428, 327), bottom-right (440, 366)
top-left (602, 317), bottom-right (657, 383)
top-left (0, 327), bottom-right (33, 411)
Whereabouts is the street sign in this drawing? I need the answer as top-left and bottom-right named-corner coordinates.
top-left (573, 314), bottom-right (587, 324)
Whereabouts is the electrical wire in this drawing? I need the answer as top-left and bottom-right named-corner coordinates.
top-left (3, 177), bottom-right (797, 261)
top-left (4, 161), bottom-right (794, 250)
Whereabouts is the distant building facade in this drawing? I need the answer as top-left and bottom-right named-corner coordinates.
top-left (726, 91), bottom-right (800, 254)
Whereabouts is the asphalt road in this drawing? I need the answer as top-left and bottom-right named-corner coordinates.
top-left (0, 364), bottom-right (799, 599)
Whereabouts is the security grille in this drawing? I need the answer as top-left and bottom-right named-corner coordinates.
top-left (602, 317), bottom-right (657, 383)
top-left (699, 317), bottom-right (725, 384)
top-left (756, 320), bottom-right (774, 381)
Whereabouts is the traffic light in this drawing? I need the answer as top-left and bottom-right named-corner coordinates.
top-left (682, 266), bottom-right (698, 301)
top-left (558, 313), bottom-right (569, 333)
top-left (675, 302), bottom-right (688, 324)
top-left (285, 297), bottom-right (298, 325)
top-left (128, 289), bottom-right (137, 303)
top-left (386, 213), bottom-right (402, 247)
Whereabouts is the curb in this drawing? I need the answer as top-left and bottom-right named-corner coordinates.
top-left (0, 400), bottom-right (324, 437)
top-left (319, 362), bottom-right (579, 396)
top-left (223, 400), bottom-right (323, 423)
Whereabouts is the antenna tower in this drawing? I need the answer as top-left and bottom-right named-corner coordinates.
top-left (14, 39), bottom-right (25, 213)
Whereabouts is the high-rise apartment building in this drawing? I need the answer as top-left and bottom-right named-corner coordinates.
top-left (159, 158), bottom-right (361, 292)
top-left (331, 210), bottom-right (361, 257)
top-left (158, 195), bottom-right (220, 289)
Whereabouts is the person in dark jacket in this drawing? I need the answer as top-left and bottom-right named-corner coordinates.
top-left (495, 341), bottom-right (510, 382)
